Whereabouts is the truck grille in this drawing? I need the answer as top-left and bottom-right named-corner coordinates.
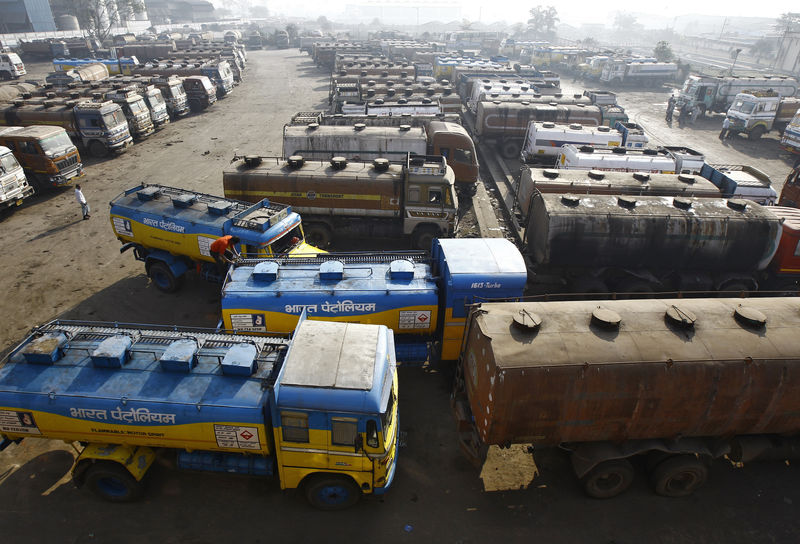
top-left (56, 155), bottom-right (79, 171)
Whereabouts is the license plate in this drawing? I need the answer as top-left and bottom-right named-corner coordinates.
top-left (16, 199), bottom-right (23, 206)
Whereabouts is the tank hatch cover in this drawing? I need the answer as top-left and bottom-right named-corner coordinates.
top-left (512, 309), bottom-right (542, 331)
top-left (90, 334), bottom-right (133, 368)
top-left (221, 343), bottom-right (258, 376)
top-left (734, 305), bottom-right (767, 329)
top-left (592, 307), bottom-right (621, 329)
top-left (160, 338), bottom-right (200, 372)
top-left (665, 305), bottom-right (697, 328)
top-left (22, 332), bottom-right (68, 364)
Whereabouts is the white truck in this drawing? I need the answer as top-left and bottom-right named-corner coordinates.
top-left (555, 144), bottom-right (705, 174)
top-left (0, 52), bottom-right (26, 80)
top-left (520, 121), bottom-right (648, 164)
top-left (726, 91), bottom-right (800, 140)
top-left (780, 110), bottom-right (800, 157)
top-left (600, 60), bottom-right (677, 87)
top-left (678, 74), bottom-right (799, 118)
top-left (0, 145), bottom-right (34, 209)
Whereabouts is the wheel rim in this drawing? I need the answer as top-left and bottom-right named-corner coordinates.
top-left (97, 476), bottom-right (129, 497)
top-left (316, 484), bottom-right (350, 506)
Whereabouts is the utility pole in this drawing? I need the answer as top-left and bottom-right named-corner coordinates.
top-left (729, 47), bottom-right (742, 75)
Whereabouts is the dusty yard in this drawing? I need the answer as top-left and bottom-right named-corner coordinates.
top-left (0, 50), bottom-right (798, 544)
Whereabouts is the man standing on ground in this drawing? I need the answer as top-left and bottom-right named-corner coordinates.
top-left (75, 184), bottom-right (90, 219)
top-left (666, 95), bottom-right (676, 123)
top-left (719, 116), bottom-right (731, 140)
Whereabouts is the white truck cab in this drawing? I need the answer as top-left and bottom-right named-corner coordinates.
top-left (0, 145), bottom-right (34, 208)
top-left (0, 52), bottom-right (26, 79)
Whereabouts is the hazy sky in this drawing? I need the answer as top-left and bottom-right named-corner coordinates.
top-left (243, 0), bottom-right (796, 25)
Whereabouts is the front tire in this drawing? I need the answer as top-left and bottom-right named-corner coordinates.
top-left (748, 126), bottom-right (766, 140)
top-left (304, 224), bottom-right (332, 248)
top-left (89, 140), bottom-right (108, 158)
top-left (83, 461), bottom-right (144, 503)
top-left (499, 139), bottom-right (520, 159)
top-left (581, 459), bottom-right (635, 499)
top-left (148, 261), bottom-right (182, 293)
top-left (305, 475), bottom-right (361, 510)
top-left (412, 226), bottom-right (438, 250)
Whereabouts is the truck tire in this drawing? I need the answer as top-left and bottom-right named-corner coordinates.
top-left (0, 71), bottom-right (10, 81)
top-left (570, 277), bottom-right (608, 295)
top-left (89, 140), bottom-right (108, 158)
top-left (615, 279), bottom-right (654, 298)
top-left (580, 459), bottom-right (635, 499)
top-left (148, 261), bottom-right (183, 293)
top-left (84, 461), bottom-right (144, 503)
top-left (717, 281), bottom-right (750, 296)
top-left (305, 475), bottom-right (361, 510)
top-left (748, 126), bottom-right (766, 141)
top-left (650, 455), bottom-right (708, 497)
top-left (189, 99), bottom-right (201, 113)
top-left (499, 139), bottom-right (520, 159)
top-left (304, 224), bottom-right (332, 248)
top-left (412, 226), bottom-right (438, 250)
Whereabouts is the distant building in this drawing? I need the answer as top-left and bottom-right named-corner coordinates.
top-left (144, 0), bottom-right (215, 24)
top-left (775, 32), bottom-right (800, 76)
top-left (0, 0), bottom-right (56, 32)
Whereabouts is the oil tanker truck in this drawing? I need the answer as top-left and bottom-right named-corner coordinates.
top-left (223, 154), bottom-right (458, 249)
top-left (110, 184), bottom-right (321, 293)
top-left (523, 193), bottom-right (800, 295)
top-left (220, 238), bottom-right (528, 363)
top-left (0, 99), bottom-right (132, 157)
top-left (452, 296), bottom-right (800, 498)
top-left (282, 121), bottom-right (479, 189)
top-left (0, 317), bottom-right (399, 509)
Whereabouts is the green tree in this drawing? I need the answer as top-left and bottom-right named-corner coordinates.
top-left (51, 0), bottom-right (145, 42)
top-left (614, 13), bottom-right (638, 32)
top-left (776, 12), bottom-right (800, 33)
top-left (580, 37), bottom-right (598, 49)
top-left (460, 19), bottom-right (473, 31)
top-left (285, 23), bottom-right (299, 40)
top-left (527, 5), bottom-right (559, 38)
top-left (749, 38), bottom-right (775, 62)
top-left (317, 16), bottom-right (332, 31)
top-left (653, 41), bottom-right (674, 62)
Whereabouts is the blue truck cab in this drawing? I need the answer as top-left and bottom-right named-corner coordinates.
top-left (110, 184), bottom-right (321, 293)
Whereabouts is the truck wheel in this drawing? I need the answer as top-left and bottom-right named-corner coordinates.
top-left (718, 281), bottom-right (749, 296)
top-left (499, 140), bottom-right (520, 159)
top-left (581, 459), bottom-right (635, 499)
top-left (89, 140), bottom-right (108, 158)
top-left (0, 71), bottom-right (10, 81)
top-left (748, 126), bottom-right (766, 141)
top-left (84, 461), bottom-right (144, 503)
top-left (148, 262), bottom-right (183, 293)
top-left (189, 99), bottom-right (201, 112)
top-left (570, 277), bottom-right (608, 295)
top-left (305, 475), bottom-right (361, 510)
top-left (412, 226), bottom-right (438, 250)
top-left (304, 224), bottom-right (332, 248)
top-left (615, 279), bottom-right (654, 298)
top-left (650, 455), bottom-right (708, 497)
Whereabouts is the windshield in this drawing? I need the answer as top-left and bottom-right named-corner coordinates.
top-left (170, 84), bottom-right (186, 98)
top-left (731, 100), bottom-right (755, 114)
top-left (0, 151), bottom-right (20, 173)
top-left (202, 79), bottom-right (214, 91)
top-left (682, 81), bottom-right (696, 95)
top-left (270, 224), bottom-right (303, 254)
top-left (381, 388), bottom-right (395, 434)
top-left (129, 99), bottom-right (147, 114)
top-left (39, 132), bottom-right (73, 153)
top-left (102, 109), bottom-right (126, 127)
top-left (148, 91), bottom-right (164, 106)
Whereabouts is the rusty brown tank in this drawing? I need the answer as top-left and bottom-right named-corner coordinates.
top-left (460, 297), bottom-right (800, 448)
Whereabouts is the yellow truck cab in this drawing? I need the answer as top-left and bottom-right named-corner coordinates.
top-left (0, 125), bottom-right (83, 193)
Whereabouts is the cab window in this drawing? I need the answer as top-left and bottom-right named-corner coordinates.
top-left (454, 147), bottom-right (473, 164)
top-left (429, 186), bottom-right (442, 204)
top-left (20, 141), bottom-right (37, 154)
top-left (271, 224), bottom-right (303, 254)
top-left (331, 419), bottom-right (357, 446)
top-left (438, 147), bottom-right (450, 158)
top-left (281, 412), bottom-right (309, 443)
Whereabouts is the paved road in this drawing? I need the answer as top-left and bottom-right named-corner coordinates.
top-left (0, 51), bottom-right (799, 544)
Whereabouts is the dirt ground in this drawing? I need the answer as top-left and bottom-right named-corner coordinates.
top-left (1, 51), bottom-right (799, 543)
